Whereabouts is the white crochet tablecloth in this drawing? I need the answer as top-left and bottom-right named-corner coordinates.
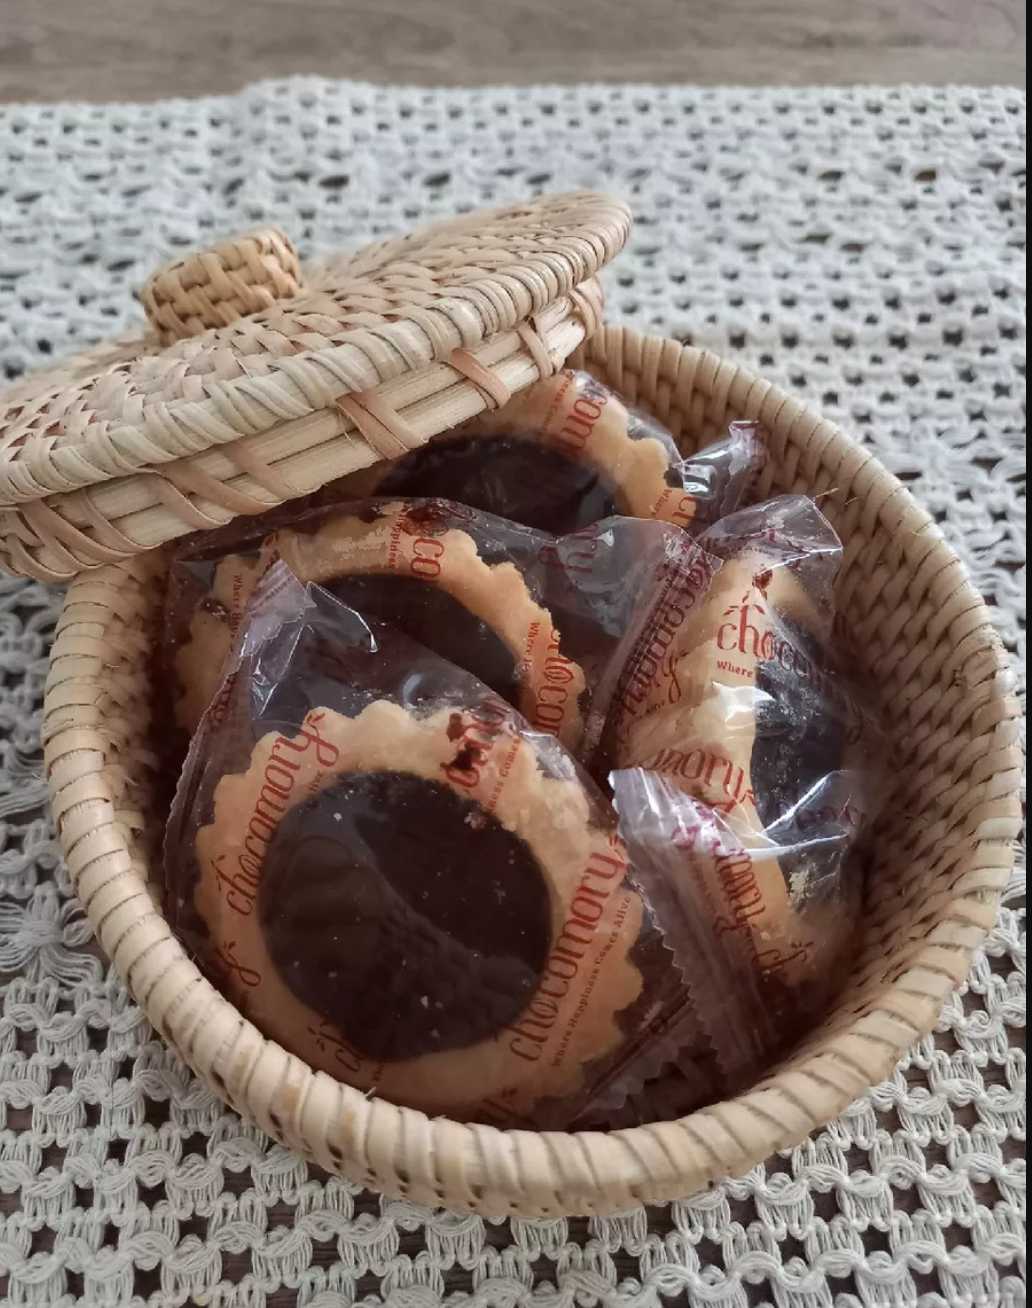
top-left (0, 81), bottom-right (1025, 1308)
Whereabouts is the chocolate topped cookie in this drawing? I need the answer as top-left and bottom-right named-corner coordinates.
top-left (272, 500), bottom-right (586, 748)
top-left (170, 500), bottom-right (587, 747)
top-left (334, 372), bottom-right (751, 535)
top-left (192, 701), bottom-right (645, 1120)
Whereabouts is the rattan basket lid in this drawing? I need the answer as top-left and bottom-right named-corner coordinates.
top-left (0, 192), bottom-right (631, 581)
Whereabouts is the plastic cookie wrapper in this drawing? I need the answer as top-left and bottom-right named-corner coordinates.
top-left (164, 496), bottom-right (719, 766)
top-left (581, 495), bottom-right (888, 1112)
top-left (163, 492), bottom-right (333, 734)
top-left (606, 494), bottom-right (876, 789)
top-left (602, 769), bottom-right (882, 1113)
top-left (326, 370), bottom-right (763, 537)
top-left (165, 565), bottom-right (701, 1127)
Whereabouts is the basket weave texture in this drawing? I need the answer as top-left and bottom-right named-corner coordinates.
top-left (42, 325), bottom-right (1023, 1217)
top-left (0, 193), bottom-right (629, 581)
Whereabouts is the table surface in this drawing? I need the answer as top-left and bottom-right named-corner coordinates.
top-left (0, 0), bottom-right (1026, 103)
top-left (0, 81), bottom-right (1025, 1308)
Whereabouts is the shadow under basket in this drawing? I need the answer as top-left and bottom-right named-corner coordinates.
top-left (43, 326), bottom-right (1022, 1218)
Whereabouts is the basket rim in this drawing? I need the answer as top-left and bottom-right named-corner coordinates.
top-left (43, 327), bottom-right (1024, 1218)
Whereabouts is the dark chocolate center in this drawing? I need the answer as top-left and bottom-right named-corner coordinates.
top-left (260, 771), bottom-right (552, 1061)
top-left (320, 572), bottom-right (521, 707)
top-left (377, 433), bottom-right (621, 534)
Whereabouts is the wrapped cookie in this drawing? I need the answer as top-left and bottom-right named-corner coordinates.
top-left (166, 567), bottom-right (667, 1125)
top-left (165, 498), bottom-right (717, 760)
top-left (165, 498), bottom-right (585, 745)
top-left (327, 371), bottom-right (761, 536)
top-left (604, 497), bottom-right (885, 1092)
top-left (608, 773), bottom-right (875, 1106)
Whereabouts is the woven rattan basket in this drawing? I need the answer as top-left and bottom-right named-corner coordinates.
top-left (29, 205), bottom-right (1023, 1216)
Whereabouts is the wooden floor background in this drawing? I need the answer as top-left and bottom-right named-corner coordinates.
top-left (0, 0), bottom-right (1025, 103)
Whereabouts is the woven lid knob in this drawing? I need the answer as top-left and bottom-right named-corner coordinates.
top-left (140, 228), bottom-right (304, 344)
